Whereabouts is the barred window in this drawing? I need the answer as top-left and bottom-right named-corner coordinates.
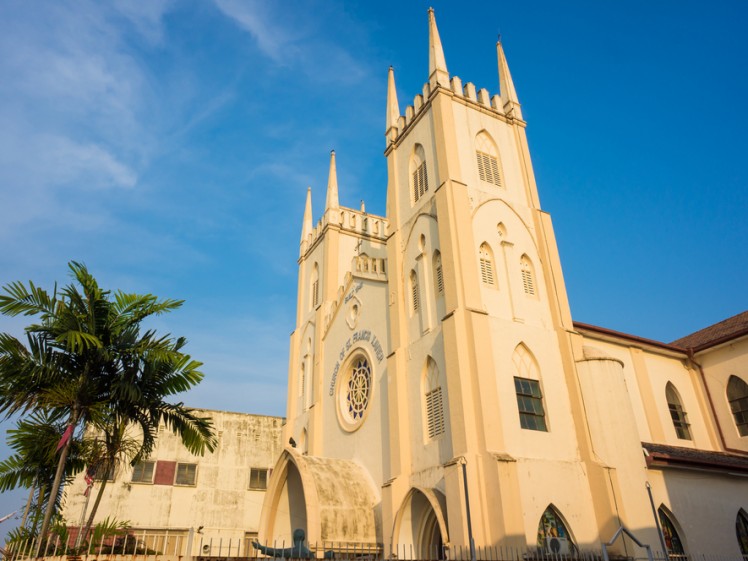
top-left (175, 463), bottom-right (197, 486)
top-left (249, 468), bottom-right (269, 490)
top-left (131, 461), bottom-right (155, 484)
top-left (666, 383), bottom-right (692, 440)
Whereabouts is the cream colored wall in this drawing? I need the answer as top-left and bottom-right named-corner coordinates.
top-left (314, 277), bottom-right (388, 488)
top-left (63, 411), bottom-right (283, 539)
top-left (648, 469), bottom-right (748, 558)
top-left (697, 337), bottom-right (748, 452)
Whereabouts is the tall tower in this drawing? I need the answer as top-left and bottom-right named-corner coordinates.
top-left (261, 9), bottom-right (658, 557)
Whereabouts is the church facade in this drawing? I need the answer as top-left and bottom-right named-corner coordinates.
top-left (259, 9), bottom-right (748, 560)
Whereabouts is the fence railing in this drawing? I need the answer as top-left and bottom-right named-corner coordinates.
top-left (2, 535), bottom-right (745, 561)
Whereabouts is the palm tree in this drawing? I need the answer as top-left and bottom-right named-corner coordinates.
top-left (0, 262), bottom-right (216, 550)
top-left (0, 412), bottom-right (88, 533)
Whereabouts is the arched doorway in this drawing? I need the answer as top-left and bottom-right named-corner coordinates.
top-left (393, 488), bottom-right (447, 560)
top-left (265, 461), bottom-right (307, 546)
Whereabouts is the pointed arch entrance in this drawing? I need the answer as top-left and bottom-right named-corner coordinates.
top-left (392, 488), bottom-right (448, 559)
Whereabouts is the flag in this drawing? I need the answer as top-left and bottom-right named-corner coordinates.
top-left (56, 424), bottom-right (74, 452)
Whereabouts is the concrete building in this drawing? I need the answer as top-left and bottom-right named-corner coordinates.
top-left (260, 8), bottom-right (748, 560)
top-left (64, 410), bottom-right (284, 556)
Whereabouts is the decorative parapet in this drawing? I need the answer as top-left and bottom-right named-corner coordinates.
top-left (302, 206), bottom-right (389, 257)
top-left (387, 78), bottom-right (518, 147)
top-left (323, 257), bottom-right (387, 336)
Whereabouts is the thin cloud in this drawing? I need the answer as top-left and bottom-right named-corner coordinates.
top-left (211, 0), bottom-right (368, 84)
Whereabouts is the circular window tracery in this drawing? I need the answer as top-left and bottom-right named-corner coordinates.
top-left (337, 353), bottom-right (373, 431)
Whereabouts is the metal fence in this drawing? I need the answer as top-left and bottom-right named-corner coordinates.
top-left (2, 536), bottom-right (746, 561)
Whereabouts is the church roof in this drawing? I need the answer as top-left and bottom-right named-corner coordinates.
top-left (643, 441), bottom-right (748, 472)
top-left (670, 310), bottom-right (748, 351)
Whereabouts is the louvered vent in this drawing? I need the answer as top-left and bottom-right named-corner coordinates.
top-left (476, 151), bottom-right (502, 187)
top-left (480, 257), bottom-right (494, 285)
top-left (412, 161), bottom-right (429, 202)
top-left (521, 269), bottom-right (535, 295)
top-left (426, 386), bottom-right (445, 439)
top-left (411, 273), bottom-right (420, 312)
top-left (435, 263), bottom-right (444, 294)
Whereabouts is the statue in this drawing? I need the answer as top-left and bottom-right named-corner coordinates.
top-left (252, 529), bottom-right (335, 559)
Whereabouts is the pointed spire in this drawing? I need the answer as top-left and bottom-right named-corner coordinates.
top-left (497, 38), bottom-right (522, 120)
top-left (301, 187), bottom-right (312, 243)
top-left (427, 8), bottom-right (449, 88)
top-left (386, 66), bottom-right (400, 143)
top-left (325, 150), bottom-right (339, 210)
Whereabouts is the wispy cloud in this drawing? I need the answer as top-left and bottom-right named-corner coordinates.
top-left (211, 0), bottom-right (368, 84)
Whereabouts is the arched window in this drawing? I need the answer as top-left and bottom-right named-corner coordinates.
top-left (478, 243), bottom-right (496, 286)
top-left (737, 509), bottom-right (748, 557)
top-left (537, 506), bottom-right (574, 555)
top-left (433, 251), bottom-right (444, 295)
top-left (512, 344), bottom-right (547, 431)
top-left (475, 131), bottom-right (503, 187)
top-left (520, 255), bottom-right (536, 297)
top-left (666, 383), bottom-right (692, 440)
top-left (311, 263), bottom-right (319, 309)
top-left (727, 375), bottom-right (748, 437)
top-left (658, 507), bottom-right (686, 557)
top-left (423, 358), bottom-right (445, 440)
top-left (410, 270), bottom-right (420, 313)
top-left (410, 144), bottom-right (428, 203)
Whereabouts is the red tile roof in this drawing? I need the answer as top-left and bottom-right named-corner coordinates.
top-left (670, 310), bottom-right (748, 350)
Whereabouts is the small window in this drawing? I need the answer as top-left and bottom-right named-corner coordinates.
top-left (249, 468), bottom-right (269, 490)
top-left (410, 270), bottom-right (420, 312)
top-left (475, 132), bottom-right (503, 188)
top-left (413, 161), bottom-right (428, 202)
top-left (476, 151), bottom-right (501, 186)
top-left (666, 383), bottom-right (691, 440)
top-left (727, 376), bottom-right (748, 437)
top-left (423, 358), bottom-right (445, 440)
top-left (299, 363), bottom-right (306, 399)
top-left (311, 263), bottom-right (319, 309)
top-left (131, 461), bottom-right (155, 484)
top-left (479, 243), bottom-right (495, 286)
top-left (425, 387), bottom-right (445, 439)
top-left (410, 145), bottom-right (429, 203)
top-left (174, 463), bottom-right (197, 486)
top-left (514, 377), bottom-right (547, 431)
top-left (433, 251), bottom-right (444, 295)
top-left (520, 255), bottom-right (536, 296)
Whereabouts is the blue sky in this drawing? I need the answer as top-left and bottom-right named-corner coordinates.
top-left (0, 0), bottom-right (746, 535)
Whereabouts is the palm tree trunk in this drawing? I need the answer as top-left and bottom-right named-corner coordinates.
top-left (36, 420), bottom-right (75, 555)
top-left (81, 478), bottom-right (108, 545)
top-left (30, 483), bottom-right (46, 534)
top-left (20, 484), bottom-right (34, 529)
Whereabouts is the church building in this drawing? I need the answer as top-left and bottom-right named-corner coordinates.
top-left (259, 8), bottom-right (748, 559)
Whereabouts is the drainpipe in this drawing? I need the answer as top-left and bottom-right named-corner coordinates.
top-left (645, 482), bottom-right (668, 559)
top-left (458, 457), bottom-right (476, 561)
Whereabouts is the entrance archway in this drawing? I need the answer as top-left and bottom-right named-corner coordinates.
top-left (393, 488), bottom-right (448, 559)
